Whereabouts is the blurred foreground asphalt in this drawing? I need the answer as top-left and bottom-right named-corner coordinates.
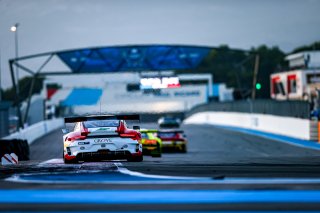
top-left (1, 123), bottom-right (320, 211)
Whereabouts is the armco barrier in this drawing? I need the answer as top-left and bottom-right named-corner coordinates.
top-left (184, 112), bottom-right (313, 141)
top-left (3, 118), bottom-right (64, 145)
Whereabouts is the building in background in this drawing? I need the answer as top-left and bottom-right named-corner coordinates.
top-left (270, 51), bottom-right (320, 102)
top-left (42, 72), bottom-right (213, 116)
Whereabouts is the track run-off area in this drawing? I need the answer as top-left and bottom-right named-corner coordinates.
top-left (1, 123), bottom-right (320, 211)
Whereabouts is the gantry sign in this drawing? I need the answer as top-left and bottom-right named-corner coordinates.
top-left (9, 45), bottom-right (213, 128)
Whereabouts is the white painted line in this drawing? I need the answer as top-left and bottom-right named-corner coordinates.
top-left (114, 162), bottom-right (205, 180)
top-left (38, 158), bottom-right (64, 165)
top-left (7, 159), bottom-right (320, 185)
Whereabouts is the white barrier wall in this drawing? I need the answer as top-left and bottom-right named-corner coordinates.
top-left (3, 118), bottom-right (64, 145)
top-left (184, 112), bottom-right (311, 140)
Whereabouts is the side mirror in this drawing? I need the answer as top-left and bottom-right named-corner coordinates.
top-left (133, 125), bottom-right (140, 130)
top-left (62, 128), bottom-right (69, 134)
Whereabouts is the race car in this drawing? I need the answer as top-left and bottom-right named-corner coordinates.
top-left (157, 130), bottom-right (187, 153)
top-left (62, 114), bottom-right (143, 164)
top-left (158, 116), bottom-right (181, 129)
top-left (139, 129), bottom-right (162, 157)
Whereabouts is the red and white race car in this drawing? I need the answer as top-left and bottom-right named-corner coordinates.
top-left (62, 115), bottom-right (143, 164)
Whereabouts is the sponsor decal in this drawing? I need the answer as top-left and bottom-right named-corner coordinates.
top-left (94, 138), bottom-right (112, 143)
top-left (98, 128), bottom-right (111, 131)
top-left (78, 142), bottom-right (90, 145)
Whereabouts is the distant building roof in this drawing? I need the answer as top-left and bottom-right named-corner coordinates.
top-left (285, 51), bottom-right (320, 69)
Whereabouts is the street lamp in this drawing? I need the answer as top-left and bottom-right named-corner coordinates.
top-left (10, 23), bottom-right (22, 129)
top-left (10, 25), bottom-right (17, 32)
top-left (10, 23), bottom-right (20, 94)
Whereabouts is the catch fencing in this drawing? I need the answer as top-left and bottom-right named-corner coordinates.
top-left (186, 99), bottom-right (310, 119)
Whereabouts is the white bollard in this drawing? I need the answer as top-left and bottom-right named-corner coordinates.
top-left (1, 153), bottom-right (19, 165)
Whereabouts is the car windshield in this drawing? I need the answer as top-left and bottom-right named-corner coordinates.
top-left (140, 132), bottom-right (148, 139)
top-left (158, 132), bottom-right (176, 138)
top-left (83, 120), bottom-right (120, 128)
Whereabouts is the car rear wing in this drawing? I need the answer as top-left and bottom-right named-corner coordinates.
top-left (140, 129), bottom-right (158, 133)
top-left (158, 129), bottom-right (184, 133)
top-left (64, 114), bottom-right (140, 123)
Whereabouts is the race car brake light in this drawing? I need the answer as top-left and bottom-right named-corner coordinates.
top-left (158, 132), bottom-right (185, 141)
top-left (116, 122), bottom-right (141, 140)
top-left (81, 131), bottom-right (90, 136)
top-left (67, 135), bottom-right (87, 141)
top-left (144, 139), bottom-right (157, 145)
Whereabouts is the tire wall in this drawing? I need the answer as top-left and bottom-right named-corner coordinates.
top-left (0, 139), bottom-right (29, 160)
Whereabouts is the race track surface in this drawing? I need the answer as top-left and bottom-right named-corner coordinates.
top-left (1, 123), bottom-right (320, 212)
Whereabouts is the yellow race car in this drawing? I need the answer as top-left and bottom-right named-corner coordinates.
top-left (139, 129), bottom-right (162, 157)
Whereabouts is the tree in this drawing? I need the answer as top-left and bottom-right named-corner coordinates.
top-left (2, 76), bottom-right (45, 105)
top-left (292, 41), bottom-right (320, 53)
top-left (178, 44), bottom-right (286, 99)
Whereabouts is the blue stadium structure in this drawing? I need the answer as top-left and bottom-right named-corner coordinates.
top-left (10, 45), bottom-right (212, 75)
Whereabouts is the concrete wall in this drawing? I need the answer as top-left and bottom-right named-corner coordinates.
top-left (3, 118), bottom-right (64, 145)
top-left (184, 111), bottom-right (311, 140)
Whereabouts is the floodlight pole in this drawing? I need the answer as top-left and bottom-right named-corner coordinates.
top-left (9, 59), bottom-right (23, 129)
top-left (251, 54), bottom-right (260, 100)
top-left (0, 48), bottom-right (2, 101)
top-left (11, 23), bottom-right (20, 102)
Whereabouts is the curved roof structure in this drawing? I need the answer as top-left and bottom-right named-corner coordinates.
top-left (12, 45), bottom-right (212, 74)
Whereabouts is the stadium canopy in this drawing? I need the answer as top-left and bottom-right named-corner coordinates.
top-left (10, 45), bottom-right (212, 75)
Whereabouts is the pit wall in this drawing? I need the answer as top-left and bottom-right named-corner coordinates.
top-left (3, 118), bottom-right (64, 145)
top-left (184, 112), bottom-right (316, 141)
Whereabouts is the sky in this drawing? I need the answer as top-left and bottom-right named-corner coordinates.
top-left (0, 0), bottom-right (320, 89)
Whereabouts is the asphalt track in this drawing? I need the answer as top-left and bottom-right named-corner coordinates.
top-left (1, 123), bottom-right (320, 212)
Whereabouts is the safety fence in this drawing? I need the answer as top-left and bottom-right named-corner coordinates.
top-left (186, 99), bottom-right (310, 119)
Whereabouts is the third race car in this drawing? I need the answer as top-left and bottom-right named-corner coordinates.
top-left (157, 129), bottom-right (187, 153)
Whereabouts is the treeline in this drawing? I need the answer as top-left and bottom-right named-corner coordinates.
top-left (178, 41), bottom-right (320, 99)
top-left (1, 77), bottom-right (44, 105)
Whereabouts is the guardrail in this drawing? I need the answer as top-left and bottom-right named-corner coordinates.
top-left (3, 118), bottom-right (64, 145)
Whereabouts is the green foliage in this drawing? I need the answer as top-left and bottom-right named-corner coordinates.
top-left (178, 44), bottom-right (286, 99)
top-left (251, 45), bottom-right (286, 98)
top-left (292, 41), bottom-right (320, 53)
top-left (2, 76), bottom-right (45, 105)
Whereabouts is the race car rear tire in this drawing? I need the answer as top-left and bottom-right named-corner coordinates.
top-left (64, 157), bottom-right (79, 164)
top-left (151, 144), bottom-right (162, 157)
top-left (181, 145), bottom-right (187, 153)
top-left (63, 151), bottom-right (79, 164)
top-left (151, 153), bottom-right (161, 158)
top-left (127, 155), bottom-right (143, 162)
